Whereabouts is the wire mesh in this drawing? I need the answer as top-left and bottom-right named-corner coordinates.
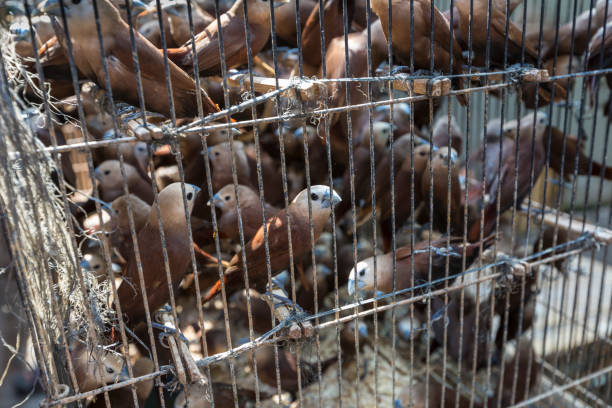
top-left (0, 0), bottom-right (611, 407)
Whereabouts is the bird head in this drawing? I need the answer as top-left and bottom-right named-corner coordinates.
top-left (132, 141), bottom-right (148, 166)
top-left (347, 257), bottom-right (375, 296)
top-left (371, 121), bottom-right (394, 150)
top-left (435, 146), bottom-right (459, 165)
top-left (292, 185), bottom-right (342, 210)
top-left (208, 184), bottom-right (239, 210)
top-left (38, 0), bottom-right (115, 21)
top-left (9, 21), bottom-right (32, 43)
top-left (207, 141), bottom-right (244, 164)
top-left (81, 252), bottom-right (103, 274)
top-left (157, 182), bottom-right (201, 219)
top-left (94, 160), bottom-right (120, 185)
top-left (71, 343), bottom-right (129, 392)
top-left (348, 319), bottom-right (368, 338)
top-left (398, 317), bottom-right (418, 341)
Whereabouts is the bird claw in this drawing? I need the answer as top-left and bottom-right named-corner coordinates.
top-left (115, 103), bottom-right (165, 141)
top-left (152, 322), bottom-right (190, 346)
top-left (89, 86), bottom-right (114, 115)
top-left (262, 289), bottom-right (313, 339)
top-left (203, 260), bottom-right (231, 269)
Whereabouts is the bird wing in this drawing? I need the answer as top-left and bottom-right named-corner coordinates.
top-left (111, 30), bottom-right (198, 94)
top-left (191, 14), bottom-right (251, 74)
top-left (107, 28), bottom-right (218, 115)
top-left (492, 14), bottom-right (539, 63)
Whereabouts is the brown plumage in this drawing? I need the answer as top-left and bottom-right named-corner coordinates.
top-left (494, 289), bottom-right (535, 352)
top-left (323, 19), bottom-right (390, 167)
top-left (400, 376), bottom-right (472, 407)
top-left (421, 146), bottom-right (464, 235)
top-left (203, 185), bottom-right (341, 302)
top-left (168, 0), bottom-right (288, 76)
top-left (455, 0), bottom-right (538, 68)
top-left (534, 7), bottom-right (599, 61)
top-left (371, 0), bottom-right (467, 105)
top-left (587, 22), bottom-right (612, 115)
top-left (107, 194), bottom-right (152, 260)
top-left (454, 0), bottom-right (566, 107)
top-left (432, 115), bottom-right (463, 155)
top-left (398, 339), bottom-right (538, 407)
top-left (69, 342), bottom-right (129, 392)
top-left (244, 144), bottom-right (285, 205)
top-left (378, 143), bottom-right (432, 253)
top-left (254, 346), bottom-right (337, 394)
top-left (136, 0), bottom-right (214, 48)
top-left (535, 226), bottom-right (580, 273)
top-left (521, 54), bottom-right (579, 109)
top-left (211, 184), bottom-right (278, 242)
top-left (493, 260), bottom-right (539, 352)
top-left (337, 238), bottom-right (375, 286)
top-left (100, 135), bottom-right (149, 179)
top-left (548, 126), bottom-right (612, 181)
top-left (301, 0), bottom-right (355, 76)
top-left (208, 141), bottom-right (253, 192)
top-left (228, 290), bottom-right (274, 334)
top-left (173, 381), bottom-right (269, 408)
top-left (596, 0), bottom-right (612, 27)
top-left (38, 0), bottom-right (218, 118)
top-left (489, 340), bottom-right (539, 406)
top-left (348, 235), bottom-right (495, 296)
top-left (88, 357), bottom-right (154, 408)
top-left (468, 112), bottom-right (549, 242)
top-left (95, 160), bottom-right (154, 205)
top-left (335, 121), bottom-right (393, 220)
top-left (431, 291), bottom-right (496, 370)
top-left (116, 182), bottom-right (200, 324)
top-left (273, 0), bottom-right (316, 47)
top-left (296, 264), bottom-right (333, 313)
top-left (339, 319), bottom-right (368, 363)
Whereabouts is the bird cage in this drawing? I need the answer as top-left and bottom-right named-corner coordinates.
top-left (1, 0), bottom-right (612, 406)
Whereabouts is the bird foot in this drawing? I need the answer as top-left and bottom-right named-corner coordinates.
top-left (193, 243), bottom-right (230, 268)
top-left (90, 85), bottom-right (112, 114)
top-left (115, 103), bottom-right (165, 141)
top-left (151, 321), bottom-right (190, 346)
top-left (391, 67), bottom-right (432, 78)
top-left (263, 287), bottom-right (314, 339)
top-left (284, 318), bottom-right (314, 339)
top-left (204, 260), bottom-right (231, 269)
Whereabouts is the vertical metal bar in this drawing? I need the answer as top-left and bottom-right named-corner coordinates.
top-left (312, 2), bottom-right (344, 406)
top-left (265, 0), bottom-right (294, 401)
top-left (363, 0), bottom-right (380, 405)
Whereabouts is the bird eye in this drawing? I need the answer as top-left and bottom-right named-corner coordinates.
top-left (359, 269), bottom-right (365, 277)
top-left (93, 264), bottom-right (100, 270)
top-left (186, 192), bottom-right (193, 200)
top-left (419, 150), bottom-right (426, 156)
top-left (310, 193), bottom-right (319, 201)
top-left (104, 170), bottom-right (110, 175)
top-left (72, 0), bottom-right (81, 4)
top-left (225, 195), bottom-right (230, 201)
top-left (106, 366), bottom-right (114, 374)
top-left (214, 151), bottom-right (220, 156)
